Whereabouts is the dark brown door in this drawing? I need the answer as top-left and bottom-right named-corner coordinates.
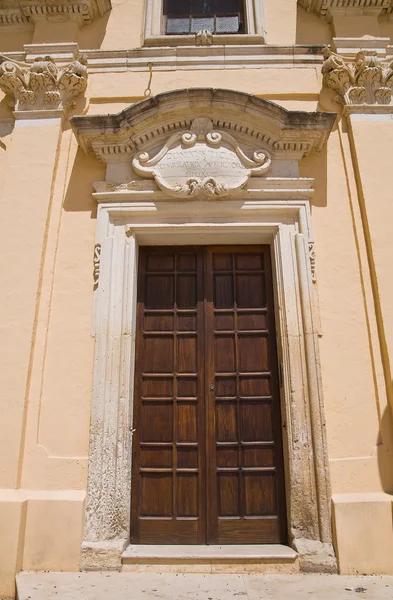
top-left (131, 246), bottom-right (286, 545)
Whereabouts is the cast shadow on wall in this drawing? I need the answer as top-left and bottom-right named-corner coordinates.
top-left (295, 6), bottom-right (333, 46)
top-left (63, 147), bottom-right (104, 216)
top-left (78, 12), bottom-right (111, 50)
top-left (378, 404), bottom-right (393, 494)
top-left (299, 141), bottom-right (328, 209)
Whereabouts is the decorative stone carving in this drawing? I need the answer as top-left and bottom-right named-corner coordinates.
top-left (298, 0), bottom-right (393, 19)
top-left (93, 243), bottom-right (101, 289)
top-left (195, 29), bottom-right (213, 46)
top-left (71, 89), bottom-right (336, 165)
top-left (322, 48), bottom-right (393, 105)
top-left (132, 117), bottom-right (271, 199)
top-left (0, 53), bottom-right (88, 112)
top-left (0, 0), bottom-right (111, 27)
top-left (309, 242), bottom-right (316, 283)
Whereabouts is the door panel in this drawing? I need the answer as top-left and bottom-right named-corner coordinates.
top-left (131, 247), bottom-right (206, 544)
top-left (205, 247), bottom-right (287, 544)
top-left (132, 246), bottom-right (287, 545)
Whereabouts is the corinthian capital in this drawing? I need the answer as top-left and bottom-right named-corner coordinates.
top-left (0, 53), bottom-right (88, 113)
top-left (322, 48), bottom-right (393, 106)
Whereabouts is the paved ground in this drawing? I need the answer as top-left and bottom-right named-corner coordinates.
top-left (16, 572), bottom-right (393, 600)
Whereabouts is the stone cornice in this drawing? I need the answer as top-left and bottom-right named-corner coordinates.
top-left (298, 0), bottom-right (393, 19)
top-left (3, 44), bottom-right (328, 73)
top-left (0, 0), bottom-right (111, 27)
top-left (322, 47), bottom-right (393, 107)
top-left (0, 52), bottom-right (88, 113)
top-left (70, 88), bottom-right (336, 163)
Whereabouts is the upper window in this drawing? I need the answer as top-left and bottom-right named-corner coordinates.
top-left (164, 0), bottom-right (245, 35)
top-left (143, 0), bottom-right (266, 46)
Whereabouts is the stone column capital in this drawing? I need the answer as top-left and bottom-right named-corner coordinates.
top-left (321, 47), bottom-right (393, 112)
top-left (0, 52), bottom-right (88, 117)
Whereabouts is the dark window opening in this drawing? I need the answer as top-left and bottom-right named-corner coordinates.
top-left (164, 0), bottom-right (245, 35)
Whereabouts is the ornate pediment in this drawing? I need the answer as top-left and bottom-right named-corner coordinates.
top-left (0, 0), bottom-right (111, 26)
top-left (71, 89), bottom-right (335, 201)
top-left (71, 89), bottom-right (336, 162)
top-left (298, 0), bottom-right (393, 19)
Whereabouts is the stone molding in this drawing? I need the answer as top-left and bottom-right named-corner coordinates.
top-left (3, 44), bottom-right (327, 73)
top-left (81, 201), bottom-right (337, 574)
top-left (299, 0), bottom-right (393, 19)
top-left (0, 0), bottom-right (111, 27)
top-left (0, 52), bottom-right (88, 113)
top-left (322, 47), bottom-right (393, 107)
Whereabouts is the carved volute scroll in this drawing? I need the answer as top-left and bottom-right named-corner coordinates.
top-left (322, 48), bottom-right (393, 106)
top-left (0, 54), bottom-right (88, 112)
top-left (131, 117), bottom-right (272, 199)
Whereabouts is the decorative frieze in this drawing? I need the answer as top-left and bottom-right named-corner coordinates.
top-left (0, 0), bottom-right (111, 27)
top-left (322, 48), bottom-right (393, 105)
top-left (0, 53), bottom-right (88, 112)
top-left (299, 0), bottom-right (393, 19)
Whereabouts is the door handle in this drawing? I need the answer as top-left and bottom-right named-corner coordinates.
top-left (210, 384), bottom-right (215, 391)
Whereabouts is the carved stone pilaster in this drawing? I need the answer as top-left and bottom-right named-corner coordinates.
top-left (0, 0), bottom-right (111, 27)
top-left (298, 0), bottom-right (393, 19)
top-left (0, 53), bottom-right (88, 113)
top-left (322, 48), bottom-right (393, 106)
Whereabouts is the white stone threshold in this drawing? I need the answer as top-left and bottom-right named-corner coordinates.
top-left (122, 544), bottom-right (297, 561)
top-left (121, 544), bottom-right (299, 573)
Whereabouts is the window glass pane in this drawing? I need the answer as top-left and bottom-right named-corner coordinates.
top-left (216, 15), bottom-right (239, 33)
top-left (166, 17), bottom-right (190, 33)
top-left (166, 0), bottom-right (188, 15)
top-left (215, 0), bottom-right (239, 14)
top-left (191, 0), bottom-right (213, 14)
top-left (191, 16), bottom-right (214, 32)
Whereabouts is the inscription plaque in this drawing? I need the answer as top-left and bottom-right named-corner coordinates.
top-left (132, 118), bottom-right (272, 199)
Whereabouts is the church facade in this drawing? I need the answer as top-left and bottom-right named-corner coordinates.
top-left (1, 1), bottom-right (393, 597)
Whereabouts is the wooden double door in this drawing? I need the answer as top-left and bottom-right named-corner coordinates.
top-left (131, 246), bottom-right (287, 545)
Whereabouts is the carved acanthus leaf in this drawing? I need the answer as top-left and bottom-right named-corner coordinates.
top-left (0, 54), bottom-right (88, 112)
top-left (322, 48), bottom-right (393, 106)
top-left (131, 117), bottom-right (272, 199)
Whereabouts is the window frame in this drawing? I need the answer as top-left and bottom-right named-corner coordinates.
top-left (143, 0), bottom-right (266, 46)
top-left (163, 0), bottom-right (246, 36)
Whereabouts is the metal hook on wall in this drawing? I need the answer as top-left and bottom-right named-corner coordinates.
top-left (144, 63), bottom-right (153, 98)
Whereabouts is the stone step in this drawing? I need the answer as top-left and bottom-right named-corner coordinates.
top-left (121, 544), bottom-right (299, 573)
top-left (16, 572), bottom-right (393, 600)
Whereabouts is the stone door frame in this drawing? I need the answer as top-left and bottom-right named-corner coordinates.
top-left (81, 195), bottom-right (337, 574)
